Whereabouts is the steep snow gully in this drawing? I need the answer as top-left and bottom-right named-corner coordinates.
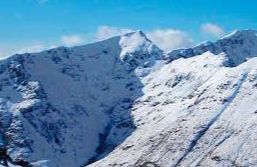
top-left (1, 29), bottom-right (257, 167)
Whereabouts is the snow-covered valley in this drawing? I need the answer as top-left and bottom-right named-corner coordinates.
top-left (1, 29), bottom-right (257, 167)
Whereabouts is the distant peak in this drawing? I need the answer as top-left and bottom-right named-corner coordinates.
top-left (167, 29), bottom-right (257, 66)
top-left (221, 29), bottom-right (257, 39)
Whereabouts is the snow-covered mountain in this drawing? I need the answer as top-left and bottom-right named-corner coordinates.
top-left (1, 29), bottom-right (257, 167)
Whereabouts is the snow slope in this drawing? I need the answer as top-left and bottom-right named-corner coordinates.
top-left (1, 29), bottom-right (257, 167)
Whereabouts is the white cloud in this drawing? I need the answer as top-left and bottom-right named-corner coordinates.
top-left (0, 44), bottom-right (57, 58)
top-left (95, 25), bottom-right (133, 41)
top-left (95, 26), bottom-right (193, 51)
top-left (61, 35), bottom-right (84, 46)
top-left (201, 23), bottom-right (225, 38)
top-left (0, 35), bottom-right (83, 58)
top-left (147, 29), bottom-right (193, 51)
top-left (0, 48), bottom-right (5, 58)
top-left (17, 44), bottom-right (46, 54)
top-left (0, 26), bottom-right (194, 58)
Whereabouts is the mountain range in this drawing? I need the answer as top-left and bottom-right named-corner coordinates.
top-left (0, 29), bottom-right (257, 167)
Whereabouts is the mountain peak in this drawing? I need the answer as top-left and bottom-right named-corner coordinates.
top-left (124, 30), bottom-right (147, 38)
top-left (120, 30), bottom-right (152, 54)
top-left (222, 29), bottom-right (257, 39)
top-left (167, 29), bottom-right (257, 66)
top-left (119, 30), bottom-right (162, 69)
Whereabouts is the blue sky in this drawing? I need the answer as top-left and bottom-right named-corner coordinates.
top-left (1, 0), bottom-right (257, 56)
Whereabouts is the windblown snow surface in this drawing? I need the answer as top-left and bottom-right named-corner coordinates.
top-left (1, 30), bottom-right (257, 167)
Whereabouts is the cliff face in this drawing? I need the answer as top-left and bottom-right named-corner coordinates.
top-left (0, 31), bottom-right (162, 167)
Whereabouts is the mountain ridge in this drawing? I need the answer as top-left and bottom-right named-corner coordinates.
top-left (166, 29), bottom-right (257, 66)
top-left (2, 29), bottom-right (257, 66)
